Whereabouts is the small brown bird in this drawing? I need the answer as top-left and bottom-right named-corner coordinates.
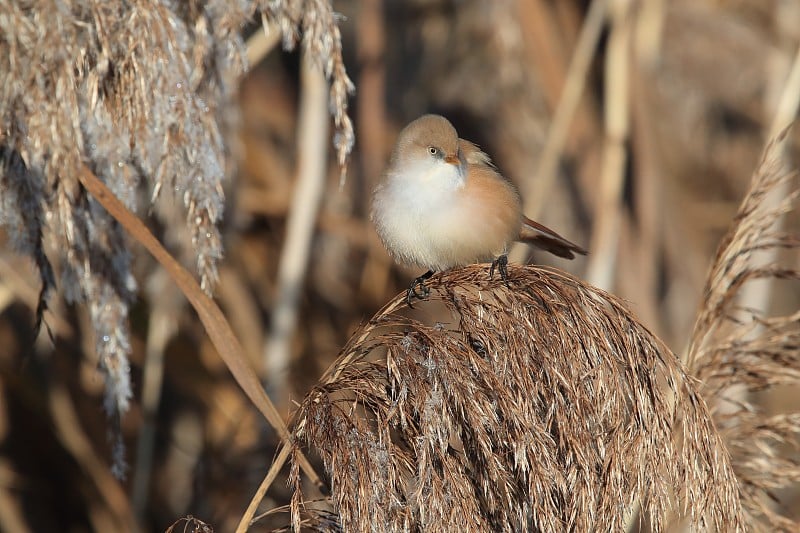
top-left (371, 114), bottom-right (586, 304)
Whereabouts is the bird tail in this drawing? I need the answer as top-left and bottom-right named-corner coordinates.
top-left (517, 216), bottom-right (588, 259)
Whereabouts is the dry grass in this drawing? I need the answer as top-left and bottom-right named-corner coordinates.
top-left (287, 265), bottom-right (742, 531)
top-left (0, 0), bottom-right (352, 479)
top-left (688, 129), bottom-right (800, 530)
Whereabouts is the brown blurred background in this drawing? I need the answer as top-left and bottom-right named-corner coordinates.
top-left (2, 0), bottom-right (800, 531)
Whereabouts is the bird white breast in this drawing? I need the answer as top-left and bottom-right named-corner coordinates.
top-left (372, 160), bottom-right (484, 270)
top-left (390, 158), bottom-right (464, 208)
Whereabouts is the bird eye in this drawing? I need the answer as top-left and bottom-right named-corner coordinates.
top-left (427, 146), bottom-right (439, 156)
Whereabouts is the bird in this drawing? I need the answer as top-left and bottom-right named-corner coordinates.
top-left (371, 114), bottom-right (586, 305)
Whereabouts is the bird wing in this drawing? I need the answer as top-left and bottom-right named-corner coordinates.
top-left (457, 137), bottom-right (586, 260)
top-left (518, 216), bottom-right (588, 259)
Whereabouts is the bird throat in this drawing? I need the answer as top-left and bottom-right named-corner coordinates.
top-left (406, 159), bottom-right (464, 188)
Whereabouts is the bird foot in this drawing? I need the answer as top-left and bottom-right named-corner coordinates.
top-left (489, 254), bottom-right (510, 286)
top-left (406, 270), bottom-right (434, 307)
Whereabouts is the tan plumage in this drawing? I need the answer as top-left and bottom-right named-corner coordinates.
top-left (371, 114), bottom-right (585, 274)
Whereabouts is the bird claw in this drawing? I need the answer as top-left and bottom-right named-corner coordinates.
top-left (489, 254), bottom-right (510, 286)
top-left (406, 270), bottom-right (434, 307)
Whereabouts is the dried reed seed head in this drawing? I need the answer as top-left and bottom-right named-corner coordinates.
top-left (290, 265), bottom-right (743, 532)
top-left (0, 0), bottom-right (354, 476)
top-left (688, 129), bottom-right (798, 367)
top-left (686, 127), bottom-right (800, 530)
top-left (0, 1), bottom-right (249, 476)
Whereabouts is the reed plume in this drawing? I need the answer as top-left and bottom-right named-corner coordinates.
top-left (0, 0), bottom-right (352, 477)
top-left (288, 265), bottom-right (743, 531)
top-left (687, 128), bottom-right (800, 530)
